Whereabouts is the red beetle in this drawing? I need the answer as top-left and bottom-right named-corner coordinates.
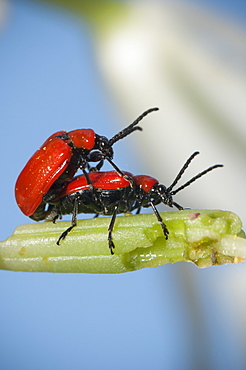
top-left (46, 152), bottom-right (223, 254)
top-left (15, 108), bottom-right (158, 220)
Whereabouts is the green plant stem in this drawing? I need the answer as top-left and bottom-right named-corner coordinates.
top-left (0, 210), bottom-right (245, 273)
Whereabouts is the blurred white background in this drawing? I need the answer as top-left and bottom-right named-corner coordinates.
top-left (1, 1), bottom-right (246, 369)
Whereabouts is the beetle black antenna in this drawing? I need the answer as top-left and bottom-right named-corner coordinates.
top-left (109, 107), bottom-right (159, 146)
top-left (167, 152), bottom-right (223, 196)
top-left (167, 151), bottom-right (200, 192)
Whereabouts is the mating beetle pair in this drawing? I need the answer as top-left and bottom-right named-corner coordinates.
top-left (15, 109), bottom-right (223, 254)
top-left (15, 108), bottom-right (157, 221)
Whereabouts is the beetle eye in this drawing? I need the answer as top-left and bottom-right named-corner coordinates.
top-left (99, 137), bottom-right (108, 149)
top-left (98, 137), bottom-right (114, 158)
top-left (159, 184), bottom-right (166, 193)
top-left (154, 184), bottom-right (166, 195)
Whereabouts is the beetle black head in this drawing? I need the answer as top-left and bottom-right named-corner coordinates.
top-left (92, 135), bottom-right (114, 161)
top-left (151, 183), bottom-right (175, 208)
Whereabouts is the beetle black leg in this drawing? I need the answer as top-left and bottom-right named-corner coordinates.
top-left (136, 207), bottom-right (141, 214)
top-left (95, 160), bottom-right (104, 171)
top-left (172, 201), bottom-right (184, 210)
top-left (149, 201), bottom-right (169, 239)
top-left (81, 168), bottom-right (93, 188)
top-left (81, 167), bottom-right (102, 205)
top-left (106, 157), bottom-right (134, 187)
top-left (57, 197), bottom-right (78, 245)
top-left (43, 205), bottom-right (62, 223)
top-left (79, 158), bottom-right (98, 194)
top-left (87, 160), bottom-right (104, 173)
top-left (108, 203), bottom-right (120, 255)
top-left (52, 213), bottom-right (60, 223)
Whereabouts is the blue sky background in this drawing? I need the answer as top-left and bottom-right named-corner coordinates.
top-left (0, 1), bottom-right (246, 369)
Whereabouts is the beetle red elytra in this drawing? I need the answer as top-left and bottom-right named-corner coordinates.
top-left (46, 152), bottom-right (223, 254)
top-left (15, 108), bottom-right (159, 221)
